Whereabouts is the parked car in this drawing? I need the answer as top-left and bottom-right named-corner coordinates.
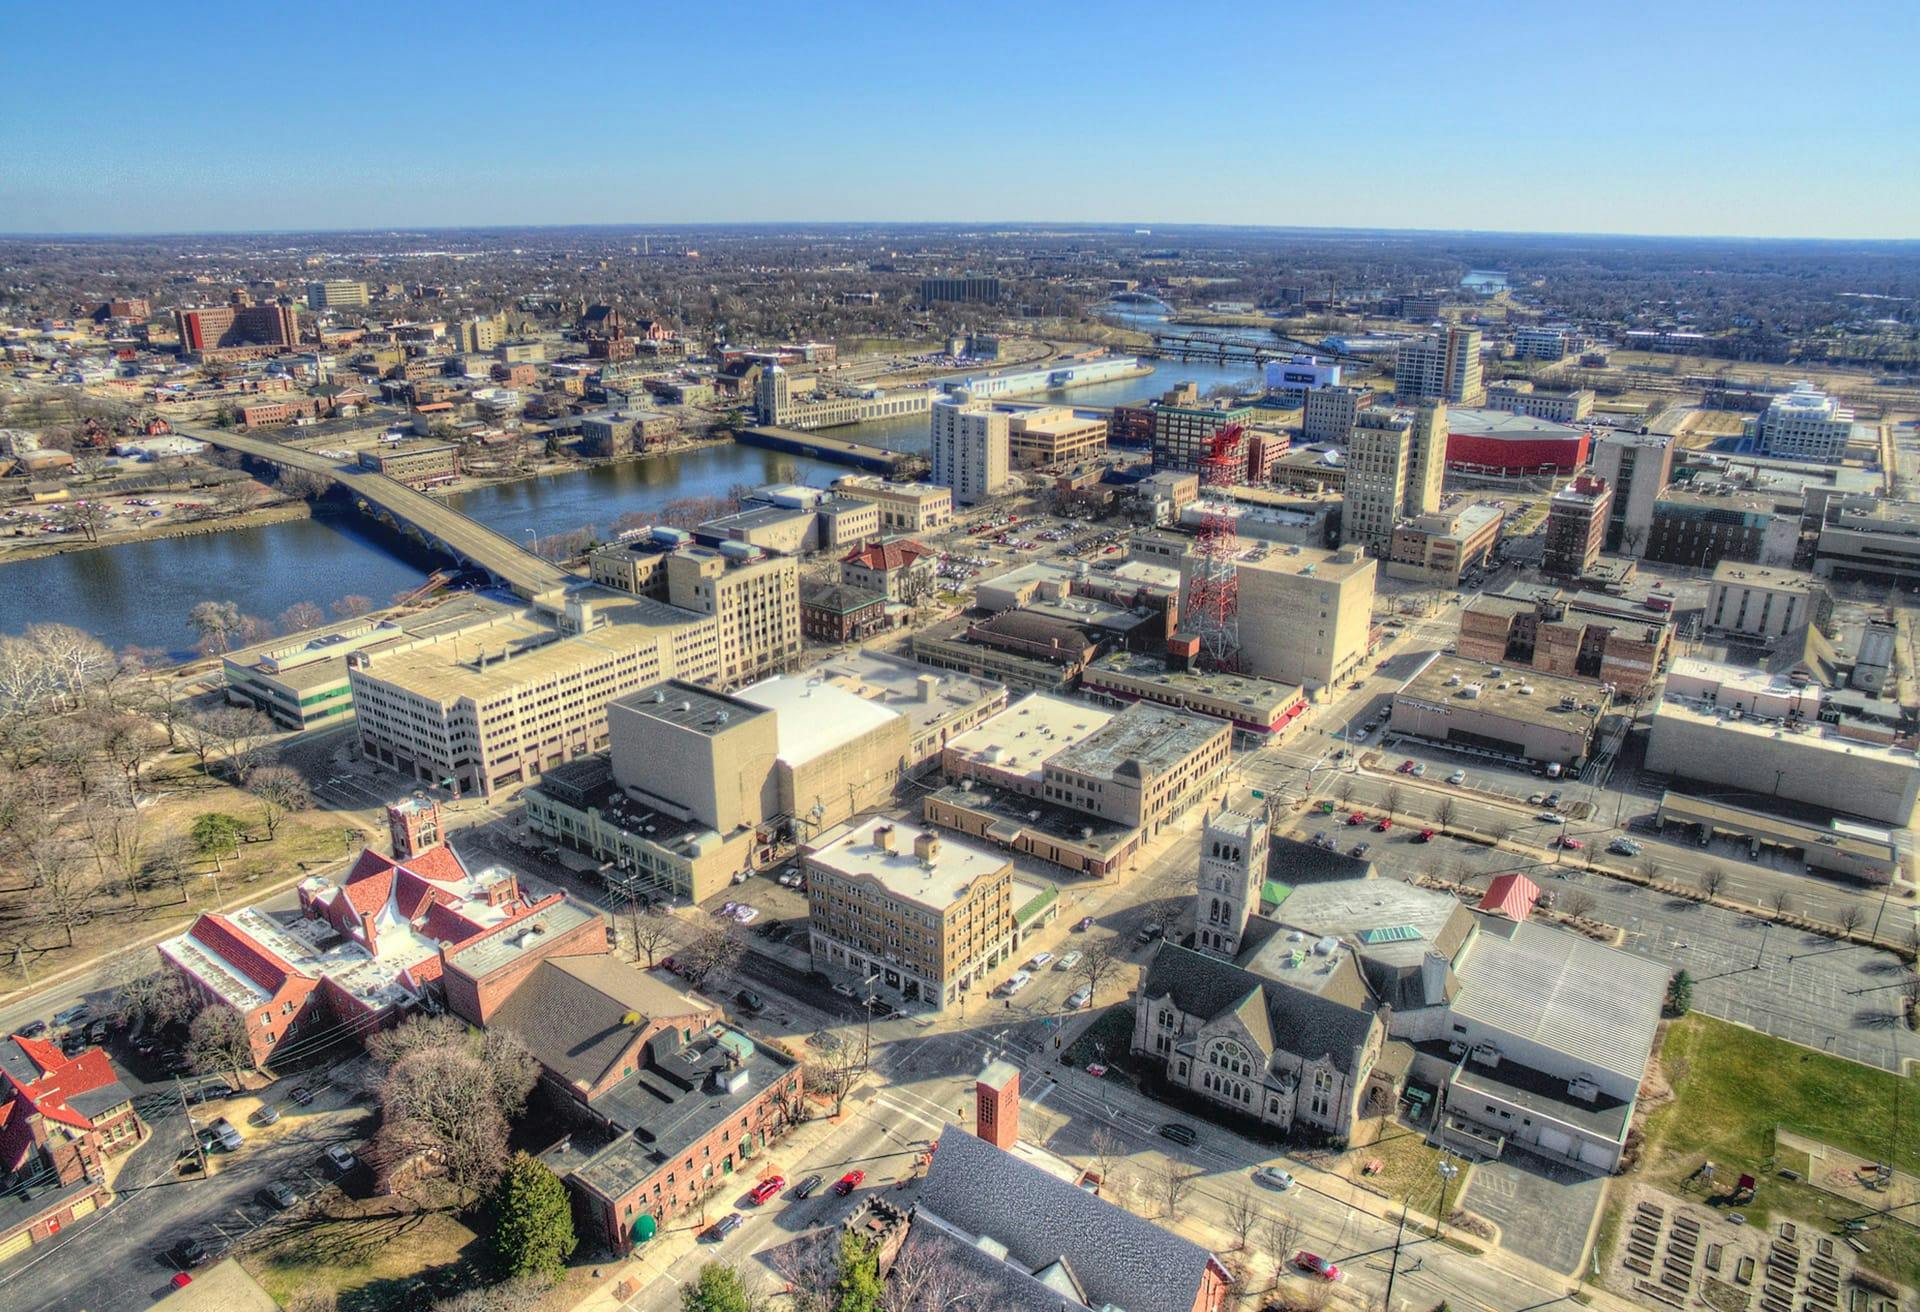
top-left (1134, 922), bottom-right (1164, 945)
top-left (1073, 916), bottom-right (1095, 932)
top-left (1409, 763), bottom-right (1426, 777)
top-left (259, 1181), bottom-right (297, 1210)
top-left (794, 1174), bottom-right (824, 1199)
top-left (1158, 1123), bottom-right (1197, 1146)
top-left (734, 989), bottom-right (766, 1015)
top-left (1350, 842), bottom-right (1371, 857)
top-left (289, 1085), bottom-right (315, 1106)
top-left (51, 1004), bottom-right (89, 1031)
top-left (252, 1104), bottom-right (281, 1126)
top-left (702, 1212), bottom-right (744, 1242)
top-left (1556, 836), bottom-right (1584, 851)
top-left (1025, 952), bottom-right (1054, 971)
top-left (210, 1118), bottom-right (242, 1151)
top-left (1608, 838), bottom-right (1642, 856)
top-left (1536, 811), bottom-right (1561, 823)
top-left (998, 971), bottom-right (1032, 997)
top-left (833, 1170), bottom-right (865, 1196)
top-left (324, 1143), bottom-right (358, 1173)
top-left (1446, 770), bottom-right (1466, 786)
top-left (1292, 1251), bottom-right (1341, 1281)
top-left (1528, 792), bottom-right (1547, 806)
top-left (1413, 829), bottom-right (1436, 843)
top-left (1544, 791), bottom-right (1563, 807)
top-left (1252, 1166), bottom-right (1295, 1191)
top-left (1055, 951), bottom-right (1082, 972)
top-left (18, 1018), bottom-right (51, 1040)
top-left (1397, 759), bottom-right (1416, 774)
top-left (1066, 986), bottom-right (1093, 1011)
top-left (1346, 812), bottom-right (1368, 826)
top-left (747, 1175), bottom-right (785, 1205)
top-left (172, 1237), bottom-right (210, 1268)
top-left (1373, 817), bottom-right (1393, 832)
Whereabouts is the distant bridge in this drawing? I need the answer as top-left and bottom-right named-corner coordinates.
top-left (736, 425), bottom-right (918, 474)
top-left (1145, 331), bottom-right (1375, 368)
top-left (171, 423), bottom-right (577, 599)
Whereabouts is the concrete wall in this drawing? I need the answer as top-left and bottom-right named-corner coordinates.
top-left (608, 699), bottom-right (780, 834)
top-left (1645, 707), bottom-right (1920, 826)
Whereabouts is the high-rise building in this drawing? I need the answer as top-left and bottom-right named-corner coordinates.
top-left (588, 535), bottom-right (800, 686)
top-left (305, 279), bottom-right (370, 310)
top-left (1407, 400), bottom-right (1447, 518)
top-left (174, 302), bottom-right (300, 356)
top-left (1151, 394), bottom-right (1258, 473)
top-left (930, 391), bottom-right (1009, 504)
top-left (1589, 430), bottom-right (1674, 556)
top-left (1513, 325), bottom-right (1573, 360)
top-left (1393, 326), bottom-right (1484, 406)
top-left (918, 274), bottom-right (1001, 306)
top-left (1195, 807), bottom-right (1268, 958)
top-left (450, 313), bottom-right (507, 354)
top-left (1746, 382), bottom-right (1854, 463)
top-left (1347, 408), bottom-right (1412, 553)
top-left (1544, 472), bottom-right (1613, 578)
top-left (1301, 385), bottom-right (1374, 444)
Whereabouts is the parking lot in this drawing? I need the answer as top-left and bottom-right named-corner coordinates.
top-left (1461, 1148), bottom-right (1607, 1275)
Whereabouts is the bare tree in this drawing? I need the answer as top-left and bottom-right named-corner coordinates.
top-left (87, 708), bottom-right (151, 796)
top-left (97, 811), bottom-right (147, 902)
top-left (1332, 776), bottom-right (1354, 804)
top-left (1838, 904), bottom-right (1865, 937)
top-left (277, 601), bottom-right (328, 634)
top-left (375, 1044), bottom-right (511, 1201)
top-left (186, 1003), bottom-right (256, 1084)
top-left (30, 838), bottom-right (99, 947)
top-left (330, 594), bottom-right (374, 620)
top-left (1072, 937), bottom-right (1123, 1002)
top-left (804, 1036), bottom-right (865, 1119)
top-left (1769, 888), bottom-right (1793, 918)
top-left (1155, 1159), bottom-right (1198, 1219)
top-left (622, 901), bottom-right (676, 968)
top-left (884, 1228), bottom-right (994, 1311)
top-left (246, 764), bottom-right (311, 839)
top-left (368, 1014), bottom-right (470, 1072)
top-left (1488, 820), bottom-right (1514, 845)
top-left (1560, 889), bottom-right (1596, 921)
top-left (194, 704), bottom-right (274, 781)
top-left (187, 600), bottom-right (244, 655)
top-left (1381, 784), bottom-right (1403, 815)
top-left (1089, 1127), bottom-right (1122, 1184)
top-left (1224, 1188), bottom-right (1260, 1251)
top-left (145, 833), bottom-right (194, 904)
top-left (1433, 798), bottom-right (1457, 832)
top-left (55, 500), bottom-right (111, 543)
top-left (677, 924), bottom-right (745, 987)
top-left (1264, 1213), bottom-right (1303, 1283)
top-left (1700, 867), bottom-right (1726, 901)
top-left (105, 948), bottom-right (192, 1032)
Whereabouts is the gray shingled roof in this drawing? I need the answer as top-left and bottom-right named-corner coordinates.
top-left (918, 1130), bottom-right (1222, 1312)
top-left (1142, 942), bottom-right (1378, 1076)
top-left (486, 954), bottom-right (704, 1090)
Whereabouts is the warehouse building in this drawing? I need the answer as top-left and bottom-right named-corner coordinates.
top-left (1390, 657), bottom-right (1606, 769)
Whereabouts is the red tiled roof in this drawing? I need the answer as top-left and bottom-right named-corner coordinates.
top-left (417, 900), bottom-right (487, 947)
top-left (1477, 872), bottom-right (1542, 922)
top-left (402, 846), bottom-right (469, 885)
top-left (187, 914), bottom-right (299, 995)
top-left (842, 538), bottom-right (932, 571)
top-left (0, 1038), bottom-right (126, 1171)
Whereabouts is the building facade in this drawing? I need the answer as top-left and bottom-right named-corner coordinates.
top-left (1543, 472), bottom-right (1612, 578)
top-left (929, 392), bottom-right (1010, 504)
top-left (1393, 327), bottom-right (1484, 406)
top-left (1589, 430), bottom-right (1674, 556)
top-left (832, 476), bottom-right (954, 534)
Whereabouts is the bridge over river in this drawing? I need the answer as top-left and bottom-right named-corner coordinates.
top-left (169, 423), bottom-right (577, 599)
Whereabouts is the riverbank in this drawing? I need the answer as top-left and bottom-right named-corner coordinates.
top-left (0, 496), bottom-right (315, 564)
top-left (433, 430), bottom-right (735, 498)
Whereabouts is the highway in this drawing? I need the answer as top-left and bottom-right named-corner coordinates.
top-left (168, 422), bottom-right (577, 598)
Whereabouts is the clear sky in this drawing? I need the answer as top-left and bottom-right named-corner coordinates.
top-left (3, 0), bottom-right (1916, 239)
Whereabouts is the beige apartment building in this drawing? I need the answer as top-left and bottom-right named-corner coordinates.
top-left (357, 440), bottom-right (458, 488)
top-left (1187, 541), bottom-right (1376, 690)
top-left (805, 817), bottom-right (1015, 1011)
top-left (586, 534), bottom-right (799, 686)
top-left (1394, 327), bottom-right (1484, 406)
top-left (348, 593), bottom-right (721, 799)
top-left (1302, 385), bottom-right (1375, 444)
top-left (1346, 410), bottom-right (1411, 552)
top-left (930, 391), bottom-right (1011, 504)
top-left (1005, 407), bottom-right (1108, 468)
top-left (832, 476), bottom-right (954, 534)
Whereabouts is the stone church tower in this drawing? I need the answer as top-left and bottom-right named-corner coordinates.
top-left (1196, 807), bottom-right (1267, 958)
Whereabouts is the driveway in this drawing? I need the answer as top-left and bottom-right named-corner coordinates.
top-left (1460, 1148), bottom-right (1605, 1275)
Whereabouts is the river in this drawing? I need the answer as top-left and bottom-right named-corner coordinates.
top-left (0, 317), bottom-right (1264, 658)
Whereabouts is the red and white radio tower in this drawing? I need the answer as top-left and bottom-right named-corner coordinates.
top-left (1186, 421), bottom-right (1245, 672)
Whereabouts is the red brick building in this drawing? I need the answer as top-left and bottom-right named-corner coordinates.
top-left (0, 1035), bottom-right (140, 1261)
top-left (800, 581), bottom-right (888, 643)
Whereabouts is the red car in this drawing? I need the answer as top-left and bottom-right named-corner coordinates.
top-left (1292, 1251), bottom-right (1341, 1281)
top-left (1413, 829), bottom-right (1436, 844)
top-left (1346, 812), bottom-right (1368, 826)
top-left (1397, 759), bottom-right (1416, 774)
top-left (1373, 817), bottom-right (1393, 832)
top-left (748, 1175), bottom-right (785, 1204)
top-left (833, 1170), bottom-right (865, 1196)
top-left (1556, 835), bottom-right (1584, 851)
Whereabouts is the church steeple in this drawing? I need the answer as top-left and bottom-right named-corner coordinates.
top-left (1195, 807), bottom-right (1267, 959)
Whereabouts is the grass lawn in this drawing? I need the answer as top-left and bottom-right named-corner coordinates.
top-left (1341, 1121), bottom-right (1472, 1212)
top-left (243, 1187), bottom-right (485, 1312)
top-left (1637, 1014), bottom-right (1920, 1288)
top-left (1062, 1005), bottom-right (1144, 1087)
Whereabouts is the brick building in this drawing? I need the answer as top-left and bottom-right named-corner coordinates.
top-left (1456, 586), bottom-right (1672, 693)
top-left (800, 581), bottom-right (888, 643)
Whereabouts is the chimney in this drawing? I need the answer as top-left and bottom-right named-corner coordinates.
top-left (975, 1060), bottom-right (1020, 1150)
top-left (873, 824), bottom-right (895, 854)
top-left (916, 674), bottom-right (940, 703)
top-left (913, 831), bottom-right (941, 864)
top-left (359, 910), bottom-right (380, 956)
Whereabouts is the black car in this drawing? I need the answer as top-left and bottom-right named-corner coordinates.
top-left (17, 1020), bottom-right (45, 1039)
top-left (1158, 1123), bottom-right (1198, 1146)
top-left (259, 1182), bottom-right (297, 1210)
top-left (734, 989), bottom-right (765, 1014)
top-left (701, 1212), bottom-right (744, 1243)
top-left (173, 1237), bottom-right (210, 1267)
top-left (289, 1085), bottom-right (315, 1106)
top-left (793, 1173), bottom-right (824, 1199)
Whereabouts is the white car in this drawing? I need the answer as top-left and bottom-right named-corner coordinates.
top-left (1065, 986), bottom-right (1093, 1010)
top-left (732, 905), bottom-right (759, 924)
top-left (999, 971), bottom-right (1032, 996)
top-left (1054, 951), bottom-right (1082, 971)
top-left (1025, 952), bottom-right (1054, 971)
top-left (1446, 770), bottom-right (1466, 786)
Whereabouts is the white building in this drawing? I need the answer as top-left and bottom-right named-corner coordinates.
top-left (1746, 382), bottom-right (1854, 463)
top-left (929, 390), bottom-right (1010, 505)
top-left (1263, 355), bottom-right (1340, 395)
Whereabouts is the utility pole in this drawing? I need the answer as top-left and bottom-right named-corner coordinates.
top-left (175, 1076), bottom-right (207, 1177)
top-left (1383, 1189), bottom-right (1412, 1311)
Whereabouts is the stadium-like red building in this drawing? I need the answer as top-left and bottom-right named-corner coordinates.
top-left (1444, 408), bottom-right (1593, 477)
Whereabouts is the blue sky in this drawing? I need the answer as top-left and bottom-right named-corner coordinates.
top-left (3, 1), bottom-right (1915, 238)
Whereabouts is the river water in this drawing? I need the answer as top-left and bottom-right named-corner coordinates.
top-left (0, 315), bottom-right (1263, 657)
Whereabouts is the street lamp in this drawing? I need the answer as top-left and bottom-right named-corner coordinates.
top-left (1435, 1154), bottom-right (1460, 1240)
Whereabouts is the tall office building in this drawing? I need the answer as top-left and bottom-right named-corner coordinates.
top-left (1589, 430), bottom-right (1674, 556)
top-left (306, 279), bottom-right (370, 310)
top-left (1302, 385), bottom-right (1374, 444)
top-left (1347, 409), bottom-right (1412, 553)
top-left (930, 391), bottom-right (1009, 504)
top-left (1193, 542), bottom-right (1376, 689)
top-left (1151, 394), bottom-right (1258, 473)
top-left (450, 313), bottom-right (507, 354)
top-left (1746, 382), bottom-right (1854, 464)
top-left (918, 274), bottom-right (1001, 306)
top-left (1407, 400), bottom-right (1447, 517)
top-left (1544, 472), bottom-right (1613, 578)
top-left (1393, 326), bottom-right (1484, 406)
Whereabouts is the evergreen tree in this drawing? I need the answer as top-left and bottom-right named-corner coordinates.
top-left (489, 1151), bottom-right (576, 1280)
top-left (681, 1262), bottom-right (755, 1312)
top-left (832, 1231), bottom-right (884, 1312)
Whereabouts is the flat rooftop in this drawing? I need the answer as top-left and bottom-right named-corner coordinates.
top-left (1452, 916), bottom-right (1667, 1085)
top-left (1711, 560), bottom-right (1818, 590)
top-left (1085, 650), bottom-right (1301, 716)
top-left (224, 592), bottom-right (515, 692)
top-left (1652, 697), bottom-right (1920, 767)
top-left (806, 816), bottom-right (1007, 910)
top-left (616, 680), bottom-right (772, 737)
top-left (1399, 655), bottom-right (1609, 725)
top-left (804, 650), bottom-right (1005, 734)
top-left (1051, 702), bottom-right (1227, 780)
top-left (735, 673), bottom-right (902, 766)
top-left (1230, 539), bottom-right (1373, 582)
top-left (1246, 878), bottom-right (1461, 976)
top-left (925, 780), bottom-right (1139, 859)
top-left (945, 693), bottom-right (1116, 783)
top-left (444, 897), bottom-right (599, 980)
top-left (1447, 407), bottom-right (1590, 438)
